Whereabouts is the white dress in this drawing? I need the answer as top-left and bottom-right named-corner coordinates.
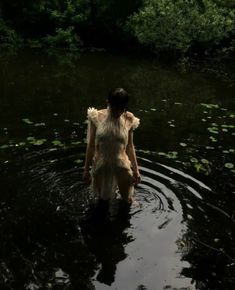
top-left (87, 107), bottom-right (140, 200)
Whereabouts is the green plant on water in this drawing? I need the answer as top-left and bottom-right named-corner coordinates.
top-left (224, 163), bottom-right (234, 169)
top-left (209, 136), bottom-right (217, 142)
top-left (0, 144), bottom-right (9, 150)
top-left (51, 140), bottom-right (64, 147)
top-left (189, 157), bottom-right (210, 174)
top-left (22, 118), bottom-right (34, 125)
top-left (34, 123), bottom-right (46, 127)
top-left (27, 137), bottom-right (47, 146)
top-left (200, 103), bottom-right (220, 109)
top-left (166, 151), bottom-right (178, 159)
top-left (71, 141), bottom-right (82, 145)
top-left (74, 159), bottom-right (83, 164)
top-left (32, 139), bottom-right (47, 146)
top-left (207, 127), bottom-right (219, 134)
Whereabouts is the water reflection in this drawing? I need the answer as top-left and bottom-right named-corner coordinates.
top-left (0, 50), bottom-right (235, 289)
top-left (80, 200), bottom-right (133, 286)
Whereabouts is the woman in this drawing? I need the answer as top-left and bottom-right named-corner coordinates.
top-left (83, 88), bottom-right (141, 203)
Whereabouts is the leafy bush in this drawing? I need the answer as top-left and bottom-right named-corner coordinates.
top-left (42, 26), bottom-right (81, 50)
top-left (127, 0), bottom-right (235, 53)
top-left (0, 19), bottom-right (23, 47)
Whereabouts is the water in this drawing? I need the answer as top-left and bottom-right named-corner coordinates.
top-left (0, 49), bottom-right (235, 290)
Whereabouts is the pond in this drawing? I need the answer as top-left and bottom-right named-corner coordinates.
top-left (0, 49), bottom-right (235, 290)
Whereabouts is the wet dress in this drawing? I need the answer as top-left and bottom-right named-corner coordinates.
top-left (87, 107), bottom-right (140, 200)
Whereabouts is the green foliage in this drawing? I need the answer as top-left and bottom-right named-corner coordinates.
top-left (0, 19), bottom-right (23, 47)
top-left (42, 26), bottom-right (81, 50)
top-left (127, 0), bottom-right (235, 53)
top-left (0, 0), bottom-right (235, 54)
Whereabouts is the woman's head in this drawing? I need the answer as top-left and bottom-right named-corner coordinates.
top-left (107, 88), bottom-right (129, 117)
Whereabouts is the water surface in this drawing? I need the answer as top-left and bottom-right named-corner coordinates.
top-left (0, 50), bottom-right (235, 290)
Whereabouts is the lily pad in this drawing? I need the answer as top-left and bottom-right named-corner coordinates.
top-left (27, 137), bottom-right (35, 141)
top-left (71, 141), bottom-right (82, 145)
top-left (201, 158), bottom-right (209, 164)
top-left (209, 136), bottom-right (217, 142)
top-left (166, 151), bottom-right (178, 159)
top-left (0, 144), bottom-right (9, 149)
top-left (32, 139), bottom-right (47, 146)
top-left (206, 146), bottom-right (214, 150)
top-left (190, 157), bottom-right (198, 163)
top-left (22, 118), bottom-right (34, 125)
top-left (52, 140), bottom-right (64, 147)
top-left (224, 163), bottom-right (234, 169)
top-left (34, 122), bottom-right (46, 127)
top-left (200, 103), bottom-right (219, 109)
top-left (158, 152), bottom-right (166, 156)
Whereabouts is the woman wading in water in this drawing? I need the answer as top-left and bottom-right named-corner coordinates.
top-left (83, 88), bottom-right (141, 204)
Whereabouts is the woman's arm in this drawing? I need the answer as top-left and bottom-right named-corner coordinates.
top-left (83, 121), bottom-right (96, 183)
top-left (126, 130), bottom-right (141, 184)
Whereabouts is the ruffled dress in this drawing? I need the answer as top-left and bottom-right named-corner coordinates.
top-left (87, 107), bottom-right (140, 200)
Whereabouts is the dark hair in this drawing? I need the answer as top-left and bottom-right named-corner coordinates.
top-left (107, 88), bottom-right (129, 110)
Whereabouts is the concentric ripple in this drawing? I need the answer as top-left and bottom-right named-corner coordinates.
top-left (1, 148), bottom-right (235, 290)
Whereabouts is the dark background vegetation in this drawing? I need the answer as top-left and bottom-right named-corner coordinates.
top-left (0, 0), bottom-right (235, 57)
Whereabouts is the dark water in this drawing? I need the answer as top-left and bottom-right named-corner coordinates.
top-left (0, 50), bottom-right (235, 290)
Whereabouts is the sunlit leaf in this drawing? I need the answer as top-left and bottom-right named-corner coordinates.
top-left (74, 159), bottom-right (83, 164)
top-left (180, 142), bottom-right (187, 147)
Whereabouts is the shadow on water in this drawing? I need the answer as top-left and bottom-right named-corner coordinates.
top-left (0, 146), bottom-right (135, 290)
top-left (0, 49), bottom-right (235, 289)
